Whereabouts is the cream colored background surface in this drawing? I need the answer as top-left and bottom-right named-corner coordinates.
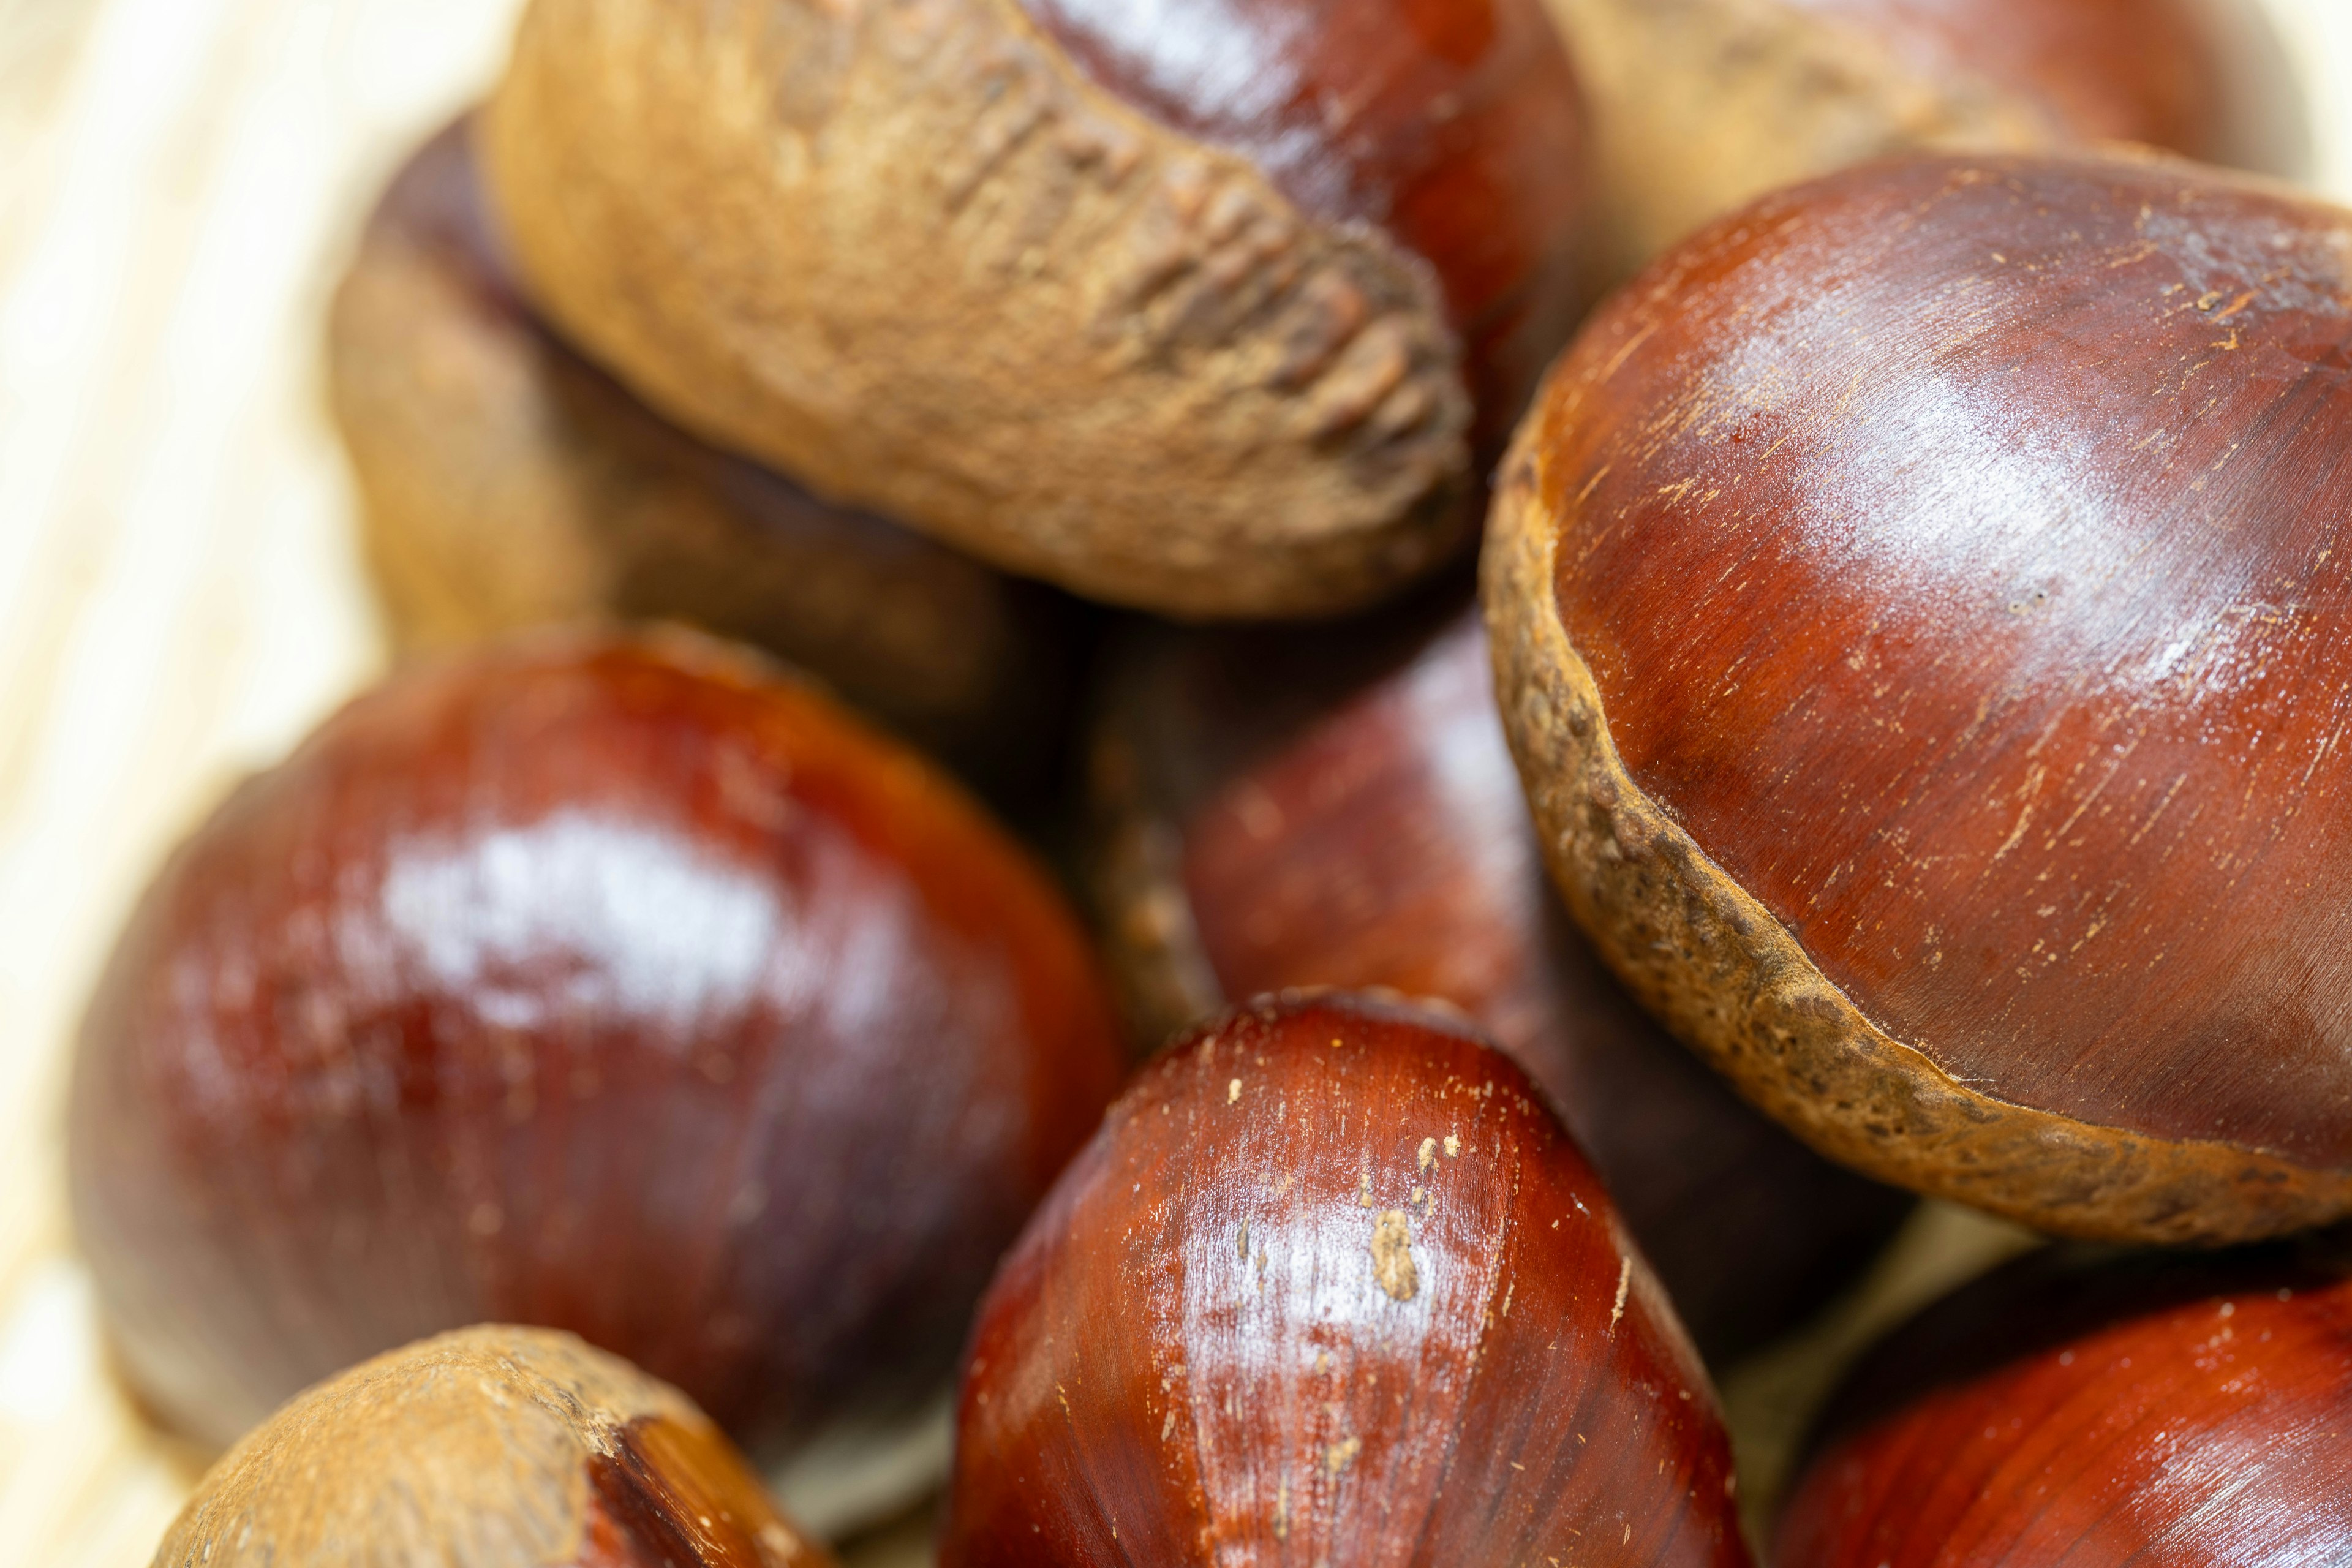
top-left (1, 1), bottom-right (2348, 1561)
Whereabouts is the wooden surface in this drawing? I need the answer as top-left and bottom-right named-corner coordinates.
top-left (0, 1), bottom-right (2347, 1562)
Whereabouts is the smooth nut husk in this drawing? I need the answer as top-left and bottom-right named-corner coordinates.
top-left (1485, 150), bottom-right (2352, 1245)
top-left (941, 993), bottom-right (1749, 1567)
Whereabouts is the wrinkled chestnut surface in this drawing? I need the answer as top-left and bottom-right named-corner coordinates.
top-left (943, 993), bottom-right (1748, 1567)
top-left (1777, 1237), bottom-right (2352, 1564)
top-left (1019, 0), bottom-right (1593, 445)
top-left (153, 1326), bottom-right (834, 1568)
top-left (72, 631), bottom-right (1126, 1461)
top-left (483, 0), bottom-right (1589, 618)
top-left (1089, 589), bottom-right (1907, 1363)
top-left (331, 119), bottom-right (1080, 805)
top-left (1489, 151), bottom-right (2352, 1240)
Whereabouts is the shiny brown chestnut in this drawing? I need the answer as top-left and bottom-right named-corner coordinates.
top-left (330, 118), bottom-right (1079, 804)
top-left (941, 992), bottom-right (1749, 1567)
top-left (1088, 589), bottom-right (1909, 1363)
top-left (481, 0), bottom-right (1592, 618)
top-left (69, 630), bottom-right (1127, 1510)
top-left (151, 1325), bottom-right (835, 1568)
top-left (1547, 0), bottom-right (2305, 281)
top-left (1485, 151), bottom-right (2352, 1245)
top-left (1775, 1236), bottom-right (2352, 1563)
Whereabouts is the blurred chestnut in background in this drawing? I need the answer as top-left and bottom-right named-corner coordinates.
top-left (152, 1325), bottom-right (834, 1568)
top-left (481, 0), bottom-right (1592, 618)
top-left (1487, 151), bottom-right (2352, 1245)
top-left (943, 992), bottom-right (1749, 1567)
top-left (330, 119), bottom-right (1081, 807)
top-left (70, 630), bottom-right (1126, 1527)
top-left (1776, 1235), bottom-right (2352, 1562)
top-left (1088, 587), bottom-right (1908, 1363)
top-left (1545, 0), bottom-right (2305, 281)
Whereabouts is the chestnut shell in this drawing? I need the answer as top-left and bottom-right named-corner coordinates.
top-left (481, 0), bottom-right (1591, 617)
top-left (1776, 1237), bottom-right (2352, 1564)
top-left (328, 118), bottom-right (1081, 807)
top-left (1486, 151), bottom-right (2352, 1242)
top-left (942, 993), bottom-right (1749, 1567)
top-left (152, 1325), bottom-right (835, 1568)
top-left (1017, 0), bottom-right (1594, 449)
top-left (70, 630), bottom-right (1126, 1463)
top-left (1548, 0), bottom-right (2307, 281)
top-left (1088, 589), bottom-right (1908, 1363)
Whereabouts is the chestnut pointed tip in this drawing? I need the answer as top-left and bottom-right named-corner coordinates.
top-left (944, 989), bottom-right (1748, 1567)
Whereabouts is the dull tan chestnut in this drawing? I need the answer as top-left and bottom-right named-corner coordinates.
top-left (1776, 1237), bottom-right (2352, 1563)
top-left (330, 118), bottom-right (1079, 805)
top-left (941, 993), bottom-right (1749, 1567)
top-left (1087, 589), bottom-right (1908, 1363)
top-left (482, 0), bottom-right (1590, 618)
top-left (151, 1325), bottom-right (835, 1568)
top-left (1486, 151), bottom-right (2352, 1245)
top-left (1547, 0), bottom-right (2304, 282)
top-left (70, 629), bottom-right (1126, 1525)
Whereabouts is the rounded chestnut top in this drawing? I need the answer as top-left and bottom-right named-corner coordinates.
top-left (1486, 151), bottom-right (2352, 1243)
top-left (1088, 593), bottom-right (1907, 1363)
top-left (151, 1325), bottom-right (834, 1568)
top-left (1776, 1238), bottom-right (2352, 1564)
top-left (942, 992), bottom-right (1747, 1567)
top-left (70, 630), bottom-right (1125, 1463)
top-left (483, 0), bottom-right (1591, 617)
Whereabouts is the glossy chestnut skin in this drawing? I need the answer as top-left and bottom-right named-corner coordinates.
top-left (153, 1325), bottom-right (835, 1568)
top-left (1776, 1237), bottom-right (2352, 1564)
top-left (1550, 0), bottom-right (2305, 281)
top-left (1089, 587), bottom-right (1909, 1363)
top-left (482, 0), bottom-right (1590, 617)
top-left (70, 630), bottom-right (1126, 1471)
top-left (330, 119), bottom-right (1080, 806)
top-left (942, 993), bottom-right (1749, 1567)
top-left (1485, 151), bottom-right (2352, 1244)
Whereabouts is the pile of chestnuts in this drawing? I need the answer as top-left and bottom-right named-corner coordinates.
top-left (75, 0), bottom-right (2352, 1562)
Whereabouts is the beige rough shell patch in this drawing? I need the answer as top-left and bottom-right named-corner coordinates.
top-left (1371, 1209), bottom-right (1418, 1302)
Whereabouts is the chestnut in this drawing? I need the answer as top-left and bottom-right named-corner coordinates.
top-left (330, 118), bottom-right (1079, 804)
top-left (1774, 1235), bottom-right (2352, 1562)
top-left (1547, 0), bottom-right (2305, 281)
top-left (1088, 587), bottom-right (1909, 1363)
top-left (941, 992), bottom-right (1749, 1567)
top-left (69, 628), bottom-right (1126, 1523)
top-left (479, 0), bottom-right (1591, 619)
top-left (1484, 150), bottom-right (2352, 1245)
top-left (152, 1324), bottom-right (835, 1567)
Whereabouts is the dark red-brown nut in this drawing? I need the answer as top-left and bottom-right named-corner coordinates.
top-left (481, 0), bottom-right (1591, 618)
top-left (151, 1325), bottom-right (835, 1568)
top-left (1485, 151), bottom-right (2352, 1245)
top-left (941, 993), bottom-right (1749, 1567)
top-left (1775, 1236), bottom-right (2352, 1563)
top-left (1088, 589), bottom-right (1909, 1363)
top-left (69, 630), bottom-right (1127, 1509)
top-left (330, 118), bottom-right (1080, 805)
top-left (1546, 0), bottom-right (2305, 280)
